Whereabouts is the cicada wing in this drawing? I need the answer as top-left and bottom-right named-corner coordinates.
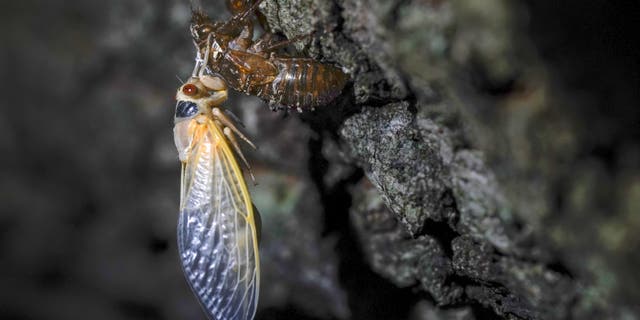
top-left (178, 124), bottom-right (259, 320)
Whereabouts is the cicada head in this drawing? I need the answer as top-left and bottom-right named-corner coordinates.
top-left (190, 10), bottom-right (214, 43)
top-left (173, 78), bottom-right (227, 162)
top-left (190, 10), bottom-right (228, 48)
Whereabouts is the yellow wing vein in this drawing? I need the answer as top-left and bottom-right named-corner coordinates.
top-left (209, 121), bottom-right (260, 318)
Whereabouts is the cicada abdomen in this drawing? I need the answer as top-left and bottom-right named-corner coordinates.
top-left (250, 58), bottom-right (348, 110)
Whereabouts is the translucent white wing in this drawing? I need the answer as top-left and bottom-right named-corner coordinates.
top-left (178, 123), bottom-right (259, 320)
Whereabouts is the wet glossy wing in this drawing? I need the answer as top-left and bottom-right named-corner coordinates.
top-left (178, 123), bottom-right (259, 320)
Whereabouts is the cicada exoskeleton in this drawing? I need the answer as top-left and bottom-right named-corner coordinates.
top-left (191, 0), bottom-right (348, 111)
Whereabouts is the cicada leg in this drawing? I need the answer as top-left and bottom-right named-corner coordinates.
top-left (218, 0), bottom-right (265, 34)
top-left (222, 127), bottom-right (256, 183)
top-left (251, 32), bottom-right (314, 54)
top-left (191, 49), bottom-right (204, 78)
top-left (227, 0), bottom-right (251, 15)
top-left (196, 33), bottom-right (214, 78)
top-left (211, 107), bottom-right (256, 149)
top-left (211, 104), bottom-right (257, 183)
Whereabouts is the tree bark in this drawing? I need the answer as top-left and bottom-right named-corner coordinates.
top-left (257, 0), bottom-right (637, 319)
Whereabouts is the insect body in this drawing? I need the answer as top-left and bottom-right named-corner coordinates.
top-left (174, 74), bottom-right (259, 320)
top-left (191, 0), bottom-right (348, 110)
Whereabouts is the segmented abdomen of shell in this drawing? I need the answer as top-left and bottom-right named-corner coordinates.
top-left (253, 58), bottom-right (347, 110)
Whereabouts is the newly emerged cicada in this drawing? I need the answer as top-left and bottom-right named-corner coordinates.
top-left (191, 0), bottom-right (348, 111)
top-left (174, 70), bottom-right (260, 320)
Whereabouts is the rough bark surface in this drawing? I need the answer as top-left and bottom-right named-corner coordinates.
top-left (259, 0), bottom-right (639, 319)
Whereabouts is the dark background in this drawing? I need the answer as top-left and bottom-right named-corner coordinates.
top-left (1, 0), bottom-right (639, 319)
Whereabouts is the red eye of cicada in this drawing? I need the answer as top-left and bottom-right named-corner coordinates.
top-left (182, 84), bottom-right (198, 96)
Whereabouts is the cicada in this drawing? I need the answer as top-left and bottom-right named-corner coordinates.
top-left (191, 0), bottom-right (348, 111)
top-left (174, 70), bottom-right (260, 320)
